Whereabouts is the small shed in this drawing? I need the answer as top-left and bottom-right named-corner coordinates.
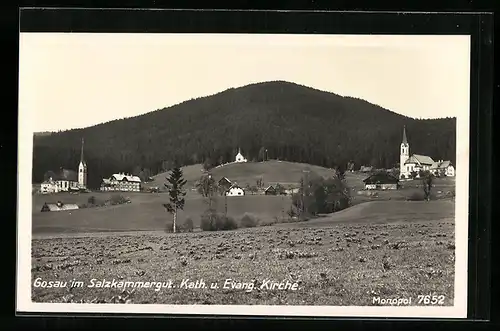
top-left (363, 173), bottom-right (399, 190)
top-left (41, 201), bottom-right (79, 212)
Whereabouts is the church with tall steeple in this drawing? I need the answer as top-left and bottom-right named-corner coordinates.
top-left (78, 138), bottom-right (88, 188)
top-left (400, 126), bottom-right (410, 177)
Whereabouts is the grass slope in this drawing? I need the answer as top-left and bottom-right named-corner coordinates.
top-left (146, 160), bottom-right (338, 189)
top-left (278, 200), bottom-right (455, 228)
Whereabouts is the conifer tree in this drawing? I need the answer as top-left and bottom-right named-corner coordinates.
top-left (163, 167), bottom-right (187, 233)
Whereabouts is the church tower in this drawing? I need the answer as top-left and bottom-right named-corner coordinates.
top-left (400, 126), bottom-right (409, 178)
top-left (78, 138), bottom-right (88, 188)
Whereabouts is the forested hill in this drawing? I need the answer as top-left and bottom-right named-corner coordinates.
top-left (32, 81), bottom-right (456, 188)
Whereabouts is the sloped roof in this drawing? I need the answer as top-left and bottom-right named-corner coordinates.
top-left (110, 173), bottom-right (141, 183)
top-left (264, 185), bottom-right (275, 191)
top-left (363, 172), bottom-right (399, 184)
top-left (228, 184), bottom-right (243, 190)
top-left (431, 160), bottom-right (453, 169)
top-left (404, 154), bottom-right (435, 166)
top-left (42, 203), bottom-right (79, 212)
top-left (218, 177), bottom-right (232, 184)
top-left (44, 169), bottom-right (78, 182)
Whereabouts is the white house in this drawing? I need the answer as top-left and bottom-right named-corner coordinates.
top-left (234, 148), bottom-right (248, 163)
top-left (431, 160), bottom-right (455, 177)
top-left (226, 184), bottom-right (245, 196)
top-left (100, 173), bottom-right (142, 192)
top-left (40, 169), bottom-right (79, 194)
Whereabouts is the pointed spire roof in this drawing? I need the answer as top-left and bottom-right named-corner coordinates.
top-left (80, 138), bottom-right (86, 165)
top-left (402, 126), bottom-right (408, 144)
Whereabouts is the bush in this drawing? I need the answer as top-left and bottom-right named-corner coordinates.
top-left (407, 191), bottom-right (425, 201)
top-left (109, 194), bottom-right (128, 205)
top-left (239, 213), bottom-right (259, 228)
top-left (88, 196), bottom-right (96, 205)
top-left (200, 210), bottom-right (238, 231)
top-left (182, 217), bottom-right (194, 232)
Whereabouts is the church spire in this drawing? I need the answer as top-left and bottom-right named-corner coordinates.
top-left (402, 126), bottom-right (408, 144)
top-left (80, 138), bottom-right (85, 164)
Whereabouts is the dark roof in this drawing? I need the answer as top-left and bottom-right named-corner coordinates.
top-left (402, 126), bottom-right (408, 144)
top-left (218, 177), bottom-right (232, 184)
top-left (363, 172), bottom-right (399, 184)
top-left (44, 168), bottom-right (78, 182)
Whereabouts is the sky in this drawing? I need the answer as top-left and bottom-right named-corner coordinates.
top-left (19, 33), bottom-right (471, 132)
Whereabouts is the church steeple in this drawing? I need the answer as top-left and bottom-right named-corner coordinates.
top-left (78, 138), bottom-right (88, 188)
top-left (402, 125), bottom-right (408, 144)
top-left (80, 138), bottom-right (86, 165)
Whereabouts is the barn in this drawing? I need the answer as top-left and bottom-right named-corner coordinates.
top-left (363, 173), bottom-right (400, 190)
top-left (41, 201), bottom-right (79, 212)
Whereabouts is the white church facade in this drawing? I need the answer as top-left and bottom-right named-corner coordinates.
top-left (234, 148), bottom-right (248, 163)
top-left (399, 126), bottom-right (455, 179)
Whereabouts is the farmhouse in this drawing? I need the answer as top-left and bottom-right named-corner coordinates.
top-left (430, 160), bottom-right (455, 177)
top-left (264, 185), bottom-right (277, 195)
top-left (363, 173), bottom-right (399, 190)
top-left (100, 173), bottom-right (142, 192)
top-left (226, 184), bottom-right (245, 197)
top-left (40, 168), bottom-right (79, 194)
top-left (41, 201), bottom-right (79, 212)
top-left (235, 148), bottom-right (248, 163)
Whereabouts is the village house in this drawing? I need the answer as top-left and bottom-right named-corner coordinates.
top-left (363, 172), bottom-right (400, 190)
top-left (399, 126), bottom-right (454, 179)
top-left (40, 168), bottom-right (79, 194)
top-left (41, 201), bottom-right (79, 212)
top-left (234, 148), bottom-right (248, 163)
top-left (430, 160), bottom-right (455, 177)
top-left (264, 185), bottom-right (277, 195)
top-left (100, 172), bottom-right (142, 192)
top-left (226, 184), bottom-right (245, 196)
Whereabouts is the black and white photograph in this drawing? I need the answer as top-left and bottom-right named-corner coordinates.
top-left (17, 32), bottom-right (470, 318)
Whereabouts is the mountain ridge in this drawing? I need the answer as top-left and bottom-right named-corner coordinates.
top-left (32, 81), bottom-right (456, 188)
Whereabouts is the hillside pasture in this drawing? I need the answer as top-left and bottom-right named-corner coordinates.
top-left (145, 160), bottom-right (338, 190)
top-left (277, 200), bottom-right (455, 228)
top-left (32, 192), bottom-right (291, 235)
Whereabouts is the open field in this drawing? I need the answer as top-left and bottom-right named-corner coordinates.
top-left (32, 192), bottom-right (291, 235)
top-left (31, 212), bottom-right (455, 305)
top-left (32, 167), bottom-right (455, 235)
